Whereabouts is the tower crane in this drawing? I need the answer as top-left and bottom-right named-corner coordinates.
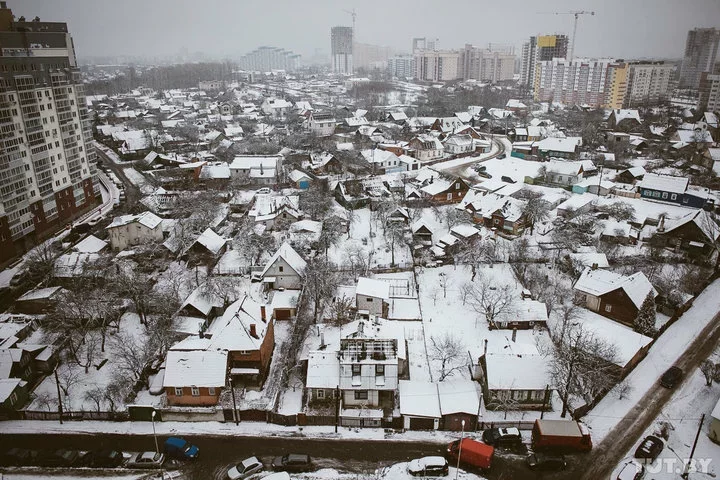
top-left (343, 8), bottom-right (357, 38)
top-left (541, 10), bottom-right (595, 62)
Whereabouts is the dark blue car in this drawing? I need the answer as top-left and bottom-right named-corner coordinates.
top-left (164, 437), bottom-right (199, 460)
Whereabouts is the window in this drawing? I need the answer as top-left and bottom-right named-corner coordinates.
top-left (9, 392), bottom-right (17, 405)
top-left (604, 304), bottom-right (612, 313)
top-left (455, 183), bottom-right (460, 190)
top-left (446, 193), bottom-right (452, 201)
top-left (375, 365), bottom-right (384, 375)
top-left (352, 364), bottom-right (362, 374)
top-left (278, 266), bottom-right (284, 272)
top-left (671, 193), bottom-right (677, 200)
top-left (208, 387), bottom-right (216, 396)
top-left (174, 387), bottom-right (183, 396)
top-left (366, 297), bottom-right (373, 302)
top-left (191, 386), bottom-right (200, 396)
top-left (317, 389), bottom-right (325, 399)
top-left (354, 390), bottom-right (368, 400)
top-left (662, 192), bottom-right (668, 199)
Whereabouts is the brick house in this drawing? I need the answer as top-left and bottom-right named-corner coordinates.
top-left (163, 349), bottom-right (228, 406)
top-left (419, 177), bottom-right (470, 204)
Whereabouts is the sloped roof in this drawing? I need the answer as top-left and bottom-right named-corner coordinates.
top-left (192, 228), bottom-right (226, 255)
top-left (437, 380), bottom-right (480, 416)
top-left (574, 267), bottom-right (657, 309)
top-left (107, 211), bottom-right (162, 230)
top-left (356, 277), bottom-right (390, 300)
top-left (261, 242), bottom-right (307, 278)
top-left (660, 210), bottom-right (720, 242)
top-left (399, 380), bottom-right (441, 418)
top-left (305, 351), bottom-right (340, 389)
top-left (207, 295), bottom-right (269, 352)
top-left (637, 173), bottom-right (689, 194)
top-left (163, 350), bottom-right (227, 388)
top-left (73, 235), bottom-right (108, 254)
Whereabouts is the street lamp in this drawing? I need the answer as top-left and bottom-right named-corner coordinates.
top-left (151, 410), bottom-right (159, 454)
top-left (455, 419), bottom-right (465, 480)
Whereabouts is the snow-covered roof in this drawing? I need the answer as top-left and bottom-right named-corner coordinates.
top-left (485, 353), bottom-right (552, 390)
top-left (107, 211), bottom-right (162, 230)
top-left (305, 351), bottom-right (340, 389)
top-left (609, 109), bottom-right (641, 124)
top-left (207, 295), bottom-right (269, 352)
top-left (546, 159), bottom-right (585, 176)
top-left (437, 380), bottom-right (480, 416)
top-left (574, 267), bottom-right (657, 309)
top-left (398, 380), bottom-right (441, 418)
top-left (289, 169), bottom-right (311, 182)
top-left (420, 177), bottom-right (455, 196)
top-left (623, 166), bottom-right (646, 178)
top-left (660, 209), bottom-right (719, 242)
top-left (637, 173), bottom-right (689, 194)
top-left (569, 252), bottom-right (609, 269)
top-left (199, 162), bottom-right (231, 179)
top-left (573, 309), bottom-right (652, 367)
top-left (0, 378), bottom-right (22, 403)
top-left (17, 286), bottom-right (62, 302)
top-left (356, 277), bottom-right (390, 300)
top-left (450, 223), bottom-right (479, 239)
top-left (163, 350), bottom-right (227, 388)
top-left (193, 228), bottom-right (226, 255)
top-left (535, 137), bottom-right (582, 153)
top-left (260, 242), bottom-right (307, 278)
top-left (180, 286), bottom-right (224, 317)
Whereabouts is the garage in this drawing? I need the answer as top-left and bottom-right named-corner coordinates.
top-left (409, 416), bottom-right (438, 430)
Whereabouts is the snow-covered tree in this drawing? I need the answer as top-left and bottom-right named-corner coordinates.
top-left (634, 292), bottom-right (656, 337)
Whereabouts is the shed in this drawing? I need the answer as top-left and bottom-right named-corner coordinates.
top-left (437, 380), bottom-right (480, 431)
top-left (398, 380), bottom-right (441, 430)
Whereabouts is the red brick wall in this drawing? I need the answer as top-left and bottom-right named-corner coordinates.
top-left (165, 386), bottom-right (221, 406)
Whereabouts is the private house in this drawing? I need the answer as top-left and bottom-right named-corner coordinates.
top-left (464, 193), bottom-right (527, 235)
top-left (411, 220), bottom-right (434, 244)
top-left (163, 348), bottom-right (228, 407)
top-left (606, 109), bottom-right (642, 131)
top-left (106, 211), bottom-right (164, 251)
top-left (444, 134), bottom-right (474, 155)
top-left (654, 210), bottom-right (719, 258)
top-left (431, 117), bottom-right (466, 134)
top-left (408, 135), bottom-right (444, 162)
top-left (289, 170), bottom-right (312, 190)
top-left (533, 137), bottom-right (582, 159)
top-left (419, 176), bottom-right (470, 205)
top-left (637, 173), bottom-right (707, 208)
top-left (307, 152), bottom-right (342, 175)
top-left (0, 378), bottom-right (29, 416)
top-left (305, 350), bottom-right (340, 404)
top-left (573, 266), bottom-right (657, 326)
top-left (183, 228), bottom-right (227, 265)
top-left (615, 166), bottom-right (646, 184)
top-left (14, 287), bottom-right (64, 315)
top-left (493, 299), bottom-right (549, 330)
top-left (355, 277), bottom-right (390, 317)
top-left (438, 380), bottom-right (481, 431)
top-left (261, 98), bottom-right (292, 118)
top-left (506, 99), bottom-right (528, 114)
top-left (482, 352), bottom-right (553, 410)
top-left (308, 111), bottom-right (336, 136)
top-left (177, 286), bottom-right (225, 320)
top-left (230, 155), bottom-right (284, 185)
top-left (0, 348), bottom-right (35, 382)
top-left (259, 242), bottom-right (307, 289)
top-left (398, 380), bottom-right (441, 430)
top-left (544, 160), bottom-right (587, 186)
top-left (361, 149), bottom-right (404, 175)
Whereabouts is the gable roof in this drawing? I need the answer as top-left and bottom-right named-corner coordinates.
top-left (437, 380), bottom-right (480, 415)
top-left (207, 295), bottom-right (269, 351)
top-left (574, 267), bottom-right (657, 309)
top-left (192, 228), bottom-right (226, 255)
top-left (163, 350), bottom-right (227, 388)
top-left (660, 209), bottom-right (720, 242)
top-left (356, 277), bottom-right (390, 300)
top-left (637, 173), bottom-right (689, 194)
top-left (261, 242), bottom-right (307, 278)
top-left (107, 211), bottom-right (162, 230)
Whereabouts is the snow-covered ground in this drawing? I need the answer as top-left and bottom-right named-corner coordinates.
top-left (612, 346), bottom-right (720, 480)
top-left (584, 279), bottom-right (720, 442)
top-left (123, 167), bottom-right (154, 195)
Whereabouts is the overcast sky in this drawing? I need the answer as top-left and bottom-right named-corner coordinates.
top-left (12, 0), bottom-right (720, 61)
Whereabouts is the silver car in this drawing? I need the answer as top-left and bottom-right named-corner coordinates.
top-left (126, 451), bottom-right (165, 469)
top-left (227, 456), bottom-right (264, 480)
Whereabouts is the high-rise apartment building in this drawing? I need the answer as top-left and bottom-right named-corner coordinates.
top-left (238, 46), bottom-right (300, 72)
top-left (331, 26), bottom-right (353, 74)
top-left (412, 37), bottom-right (437, 53)
top-left (625, 61), bottom-right (674, 106)
top-left (354, 43), bottom-right (395, 70)
top-left (520, 34), bottom-right (569, 85)
top-left (699, 64), bottom-right (720, 112)
top-left (0, 3), bottom-right (98, 264)
top-left (459, 44), bottom-right (515, 82)
top-left (387, 55), bottom-right (415, 78)
top-left (534, 58), bottom-right (628, 109)
top-left (679, 28), bottom-right (720, 89)
top-left (413, 50), bottom-right (460, 82)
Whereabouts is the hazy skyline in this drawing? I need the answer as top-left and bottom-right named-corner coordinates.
top-left (13, 0), bottom-right (720, 62)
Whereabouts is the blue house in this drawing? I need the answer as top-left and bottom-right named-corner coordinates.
top-left (637, 173), bottom-right (707, 208)
top-left (289, 170), bottom-right (312, 190)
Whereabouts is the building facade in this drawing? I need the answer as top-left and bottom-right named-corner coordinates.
top-left (413, 50), bottom-right (460, 82)
top-left (331, 26), bottom-right (353, 74)
top-left (238, 46), bottom-right (300, 72)
top-left (387, 55), bottom-right (415, 78)
top-left (699, 69), bottom-right (720, 113)
top-left (533, 58), bottom-right (628, 109)
top-left (625, 61), bottom-right (674, 106)
top-left (520, 34), bottom-right (569, 85)
top-left (459, 44), bottom-right (515, 82)
top-left (0, 3), bottom-right (99, 265)
top-left (679, 28), bottom-right (720, 89)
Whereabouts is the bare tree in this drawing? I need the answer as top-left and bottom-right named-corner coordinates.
top-left (109, 331), bottom-right (154, 388)
top-left (438, 272), bottom-right (451, 298)
top-left (383, 221), bottom-right (408, 267)
top-left (611, 380), bottom-right (633, 400)
top-left (303, 257), bottom-right (338, 322)
top-left (455, 240), bottom-right (498, 281)
top-left (33, 391), bottom-right (57, 412)
top-left (56, 362), bottom-right (81, 397)
top-left (84, 387), bottom-right (106, 412)
top-left (428, 334), bottom-right (467, 381)
top-left (326, 295), bottom-right (355, 326)
top-left (699, 360), bottom-right (720, 387)
top-left (521, 197), bottom-right (551, 234)
top-left (464, 273), bottom-right (515, 328)
top-left (25, 240), bottom-right (61, 287)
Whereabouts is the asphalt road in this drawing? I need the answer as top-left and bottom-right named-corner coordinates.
top-left (572, 309), bottom-right (720, 480)
top-left (0, 433), bottom-right (579, 480)
top-left (443, 136), bottom-right (507, 181)
top-left (94, 144), bottom-right (141, 208)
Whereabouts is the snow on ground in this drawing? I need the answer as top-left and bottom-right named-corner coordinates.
top-left (433, 138), bottom-right (501, 172)
top-left (123, 167), bottom-right (154, 195)
top-left (613, 346), bottom-right (720, 479)
top-left (584, 279), bottom-right (720, 442)
top-left (376, 463), bottom-right (486, 480)
top-left (1, 475), bottom-right (148, 480)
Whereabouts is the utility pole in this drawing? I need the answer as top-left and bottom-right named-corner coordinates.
top-left (54, 366), bottom-right (63, 424)
top-left (540, 384), bottom-right (550, 419)
top-left (229, 376), bottom-right (239, 425)
top-left (682, 413), bottom-right (705, 479)
top-left (334, 385), bottom-right (341, 433)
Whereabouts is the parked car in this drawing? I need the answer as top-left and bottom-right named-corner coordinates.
top-left (616, 459), bottom-right (645, 480)
top-left (256, 187), bottom-right (271, 195)
top-left (271, 453), bottom-right (313, 473)
top-left (83, 449), bottom-right (124, 468)
top-left (126, 451), bottom-right (165, 469)
top-left (227, 456), bottom-right (264, 480)
top-left (634, 435), bottom-right (664, 462)
top-left (482, 427), bottom-right (523, 449)
top-left (407, 456), bottom-right (449, 476)
top-left (497, 153), bottom-right (506, 159)
top-left (0, 448), bottom-right (39, 466)
top-left (37, 449), bottom-right (82, 467)
top-left (526, 453), bottom-right (567, 471)
top-left (164, 437), bottom-right (199, 460)
top-left (660, 366), bottom-right (683, 388)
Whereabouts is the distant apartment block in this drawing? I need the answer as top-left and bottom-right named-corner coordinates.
top-left (625, 61), bottom-right (674, 106)
top-left (354, 43), bottom-right (395, 70)
top-left (534, 58), bottom-right (628, 109)
top-left (699, 65), bottom-right (720, 112)
top-left (0, 2), bottom-right (99, 264)
top-left (413, 50), bottom-right (460, 82)
top-left (238, 46), bottom-right (300, 72)
top-left (679, 27), bottom-right (720, 89)
top-left (459, 44), bottom-right (515, 82)
top-left (387, 55), bottom-right (415, 78)
top-left (520, 34), bottom-right (569, 85)
top-left (331, 26), bottom-right (353, 74)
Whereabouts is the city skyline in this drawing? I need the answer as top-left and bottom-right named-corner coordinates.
top-left (13, 0), bottom-right (720, 62)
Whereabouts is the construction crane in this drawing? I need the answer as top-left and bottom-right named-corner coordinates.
top-left (343, 8), bottom-right (357, 36)
top-left (541, 10), bottom-right (595, 62)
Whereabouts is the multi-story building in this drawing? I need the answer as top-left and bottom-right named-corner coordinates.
top-left (354, 43), bottom-right (394, 71)
top-left (387, 55), bottom-right (415, 78)
top-left (534, 58), bottom-right (628, 109)
top-left (520, 34), bottom-right (569, 85)
top-left (412, 37), bottom-right (437, 54)
top-left (238, 46), bottom-right (300, 72)
top-left (699, 64), bottom-right (720, 112)
top-left (679, 28), bottom-right (720, 89)
top-left (625, 61), bottom-right (674, 106)
top-left (459, 44), bottom-right (515, 82)
top-left (0, 3), bottom-right (98, 264)
top-left (331, 26), bottom-right (353, 74)
top-left (413, 50), bottom-right (460, 82)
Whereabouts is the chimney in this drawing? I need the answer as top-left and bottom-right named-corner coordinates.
top-left (512, 328), bottom-right (517, 342)
top-left (260, 305), bottom-right (266, 322)
top-left (320, 332), bottom-right (326, 349)
top-left (483, 339), bottom-right (488, 357)
top-left (657, 214), bottom-right (665, 233)
top-left (591, 263), bottom-right (598, 270)
top-left (249, 323), bottom-right (258, 338)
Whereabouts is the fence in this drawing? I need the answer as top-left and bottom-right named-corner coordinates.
top-left (23, 410), bottom-right (129, 421)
